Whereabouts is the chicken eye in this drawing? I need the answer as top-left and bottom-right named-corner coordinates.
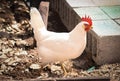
top-left (84, 23), bottom-right (89, 27)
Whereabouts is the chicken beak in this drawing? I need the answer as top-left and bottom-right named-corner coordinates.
top-left (91, 26), bottom-right (93, 29)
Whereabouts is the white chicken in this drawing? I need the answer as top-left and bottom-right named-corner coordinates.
top-left (30, 8), bottom-right (92, 65)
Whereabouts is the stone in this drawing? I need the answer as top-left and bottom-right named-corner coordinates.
top-left (30, 64), bottom-right (41, 69)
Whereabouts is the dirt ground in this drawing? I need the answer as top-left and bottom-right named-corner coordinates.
top-left (0, 0), bottom-right (120, 81)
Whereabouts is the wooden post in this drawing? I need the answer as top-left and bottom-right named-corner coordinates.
top-left (39, 1), bottom-right (49, 27)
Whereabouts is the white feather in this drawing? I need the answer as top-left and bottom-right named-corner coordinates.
top-left (30, 8), bottom-right (87, 65)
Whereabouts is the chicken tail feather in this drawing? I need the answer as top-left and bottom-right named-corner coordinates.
top-left (30, 7), bottom-right (46, 30)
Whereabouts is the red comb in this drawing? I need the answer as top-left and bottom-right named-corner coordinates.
top-left (81, 15), bottom-right (92, 26)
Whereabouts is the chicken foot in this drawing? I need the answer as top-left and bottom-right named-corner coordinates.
top-left (60, 62), bottom-right (68, 77)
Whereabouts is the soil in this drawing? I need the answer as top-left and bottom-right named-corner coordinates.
top-left (0, 0), bottom-right (120, 81)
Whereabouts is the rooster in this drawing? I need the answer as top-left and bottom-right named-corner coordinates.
top-left (30, 8), bottom-right (92, 73)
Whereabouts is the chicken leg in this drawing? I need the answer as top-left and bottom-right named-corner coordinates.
top-left (60, 62), bottom-right (68, 77)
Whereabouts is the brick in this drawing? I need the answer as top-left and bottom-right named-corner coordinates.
top-left (100, 6), bottom-right (120, 19)
top-left (74, 7), bottom-right (110, 21)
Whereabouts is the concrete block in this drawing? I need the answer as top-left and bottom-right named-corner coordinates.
top-left (49, 0), bottom-right (55, 9)
top-left (58, 0), bottom-right (63, 19)
top-left (56, 0), bottom-right (78, 31)
top-left (50, 0), bottom-right (59, 11)
top-left (100, 6), bottom-right (120, 19)
top-left (67, 7), bottom-right (73, 30)
top-left (67, 10), bottom-right (77, 31)
top-left (49, 0), bottom-right (120, 65)
top-left (54, 0), bottom-right (57, 11)
top-left (66, 0), bottom-right (95, 7)
top-left (93, 20), bottom-right (120, 36)
top-left (90, 20), bottom-right (120, 65)
top-left (74, 7), bottom-right (110, 21)
top-left (93, 36), bottom-right (120, 65)
top-left (86, 32), bottom-right (93, 52)
top-left (60, 0), bottom-right (66, 26)
top-left (92, 0), bottom-right (120, 6)
top-left (56, 0), bottom-right (60, 12)
top-left (114, 19), bottom-right (120, 25)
